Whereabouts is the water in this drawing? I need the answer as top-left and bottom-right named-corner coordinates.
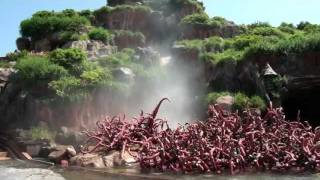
top-left (0, 160), bottom-right (319, 180)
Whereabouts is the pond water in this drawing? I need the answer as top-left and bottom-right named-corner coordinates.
top-left (0, 160), bottom-right (319, 180)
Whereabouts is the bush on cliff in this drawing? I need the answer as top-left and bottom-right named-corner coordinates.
top-left (205, 92), bottom-right (266, 111)
top-left (49, 48), bottom-right (87, 76)
top-left (15, 56), bottom-right (68, 87)
top-left (180, 13), bottom-right (227, 28)
top-left (20, 10), bottom-right (90, 40)
top-left (88, 27), bottom-right (112, 44)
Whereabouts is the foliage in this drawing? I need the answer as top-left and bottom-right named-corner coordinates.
top-left (180, 13), bottom-right (227, 28)
top-left (6, 50), bottom-right (28, 61)
top-left (112, 5), bottom-right (152, 13)
top-left (205, 91), bottom-right (266, 111)
top-left (59, 31), bottom-right (88, 43)
top-left (247, 22), bottom-right (272, 29)
top-left (168, 0), bottom-right (204, 12)
top-left (249, 27), bottom-right (286, 38)
top-left (88, 27), bottom-right (112, 43)
top-left (250, 95), bottom-right (267, 110)
top-left (49, 48), bottom-right (87, 75)
top-left (201, 49), bottom-right (244, 65)
top-left (48, 76), bottom-right (84, 100)
top-left (180, 13), bottom-right (210, 25)
top-left (0, 61), bottom-right (11, 68)
top-left (98, 48), bottom-right (135, 68)
top-left (233, 92), bottom-right (250, 111)
top-left (94, 5), bottom-right (151, 19)
top-left (20, 10), bottom-right (90, 40)
top-left (79, 9), bottom-right (95, 22)
top-left (15, 56), bottom-right (68, 85)
top-left (80, 67), bottom-right (113, 87)
top-left (203, 36), bottom-right (225, 52)
top-left (175, 39), bottom-right (204, 51)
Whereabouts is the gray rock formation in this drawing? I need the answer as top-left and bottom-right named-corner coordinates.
top-left (216, 95), bottom-right (234, 112)
top-left (63, 40), bottom-right (116, 60)
top-left (135, 46), bottom-right (160, 66)
top-left (0, 68), bottom-right (15, 92)
top-left (34, 39), bottom-right (52, 52)
top-left (112, 67), bottom-right (135, 84)
top-left (48, 145), bottom-right (76, 163)
top-left (70, 153), bottom-right (105, 168)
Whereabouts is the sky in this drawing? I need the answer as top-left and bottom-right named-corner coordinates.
top-left (0, 0), bottom-right (320, 56)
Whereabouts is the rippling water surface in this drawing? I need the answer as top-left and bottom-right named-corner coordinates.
top-left (0, 160), bottom-right (319, 180)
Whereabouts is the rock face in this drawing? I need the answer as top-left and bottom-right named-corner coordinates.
top-left (112, 67), bottom-right (135, 84)
top-left (34, 39), bottom-right (52, 52)
top-left (70, 153), bottom-right (106, 168)
top-left (16, 37), bottom-right (31, 51)
top-left (0, 68), bottom-right (15, 91)
top-left (62, 40), bottom-right (116, 60)
top-left (216, 95), bottom-right (234, 112)
top-left (135, 47), bottom-right (160, 66)
top-left (48, 145), bottom-right (77, 163)
top-left (70, 150), bottom-right (137, 168)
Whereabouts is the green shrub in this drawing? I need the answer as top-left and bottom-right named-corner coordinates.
top-left (88, 27), bottom-right (112, 43)
top-left (203, 36), bottom-right (225, 52)
top-left (0, 61), bottom-right (11, 68)
top-left (98, 48), bottom-right (135, 68)
top-left (206, 49), bottom-right (244, 65)
top-left (49, 48), bottom-right (87, 75)
top-left (169, 0), bottom-right (204, 12)
top-left (175, 39), bottom-right (204, 51)
top-left (225, 35), bottom-right (263, 50)
top-left (180, 13), bottom-right (210, 25)
top-left (15, 56), bottom-right (68, 84)
top-left (20, 11), bottom-right (90, 40)
top-left (61, 9), bottom-right (78, 17)
top-left (112, 5), bottom-right (152, 13)
top-left (59, 31), bottom-right (88, 43)
top-left (248, 22), bottom-right (271, 29)
top-left (6, 50), bottom-right (28, 61)
top-left (249, 95), bottom-right (266, 110)
top-left (80, 67), bottom-right (113, 87)
top-left (79, 9), bottom-right (94, 21)
top-left (250, 27), bottom-right (286, 38)
top-left (49, 76), bottom-right (83, 99)
top-left (233, 92), bottom-right (250, 111)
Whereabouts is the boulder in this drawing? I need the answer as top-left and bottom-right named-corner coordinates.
top-left (66, 146), bottom-right (77, 157)
top-left (48, 145), bottom-right (76, 163)
top-left (70, 153), bottom-right (105, 168)
top-left (216, 95), bottom-right (235, 112)
top-left (34, 38), bottom-right (51, 52)
top-left (112, 67), bottom-right (135, 84)
top-left (102, 150), bottom-right (137, 167)
top-left (135, 47), bottom-right (160, 66)
top-left (63, 40), bottom-right (116, 60)
top-left (0, 68), bottom-right (15, 89)
top-left (48, 149), bottom-right (66, 163)
top-left (16, 37), bottom-right (31, 51)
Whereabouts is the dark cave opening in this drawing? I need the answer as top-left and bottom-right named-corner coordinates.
top-left (282, 87), bottom-right (320, 127)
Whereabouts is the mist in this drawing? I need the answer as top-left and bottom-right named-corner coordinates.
top-left (102, 47), bottom-right (205, 128)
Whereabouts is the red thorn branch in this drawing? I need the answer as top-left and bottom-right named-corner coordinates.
top-left (82, 99), bottom-right (320, 174)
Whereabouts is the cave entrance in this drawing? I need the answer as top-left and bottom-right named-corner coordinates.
top-left (282, 76), bottom-right (320, 127)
